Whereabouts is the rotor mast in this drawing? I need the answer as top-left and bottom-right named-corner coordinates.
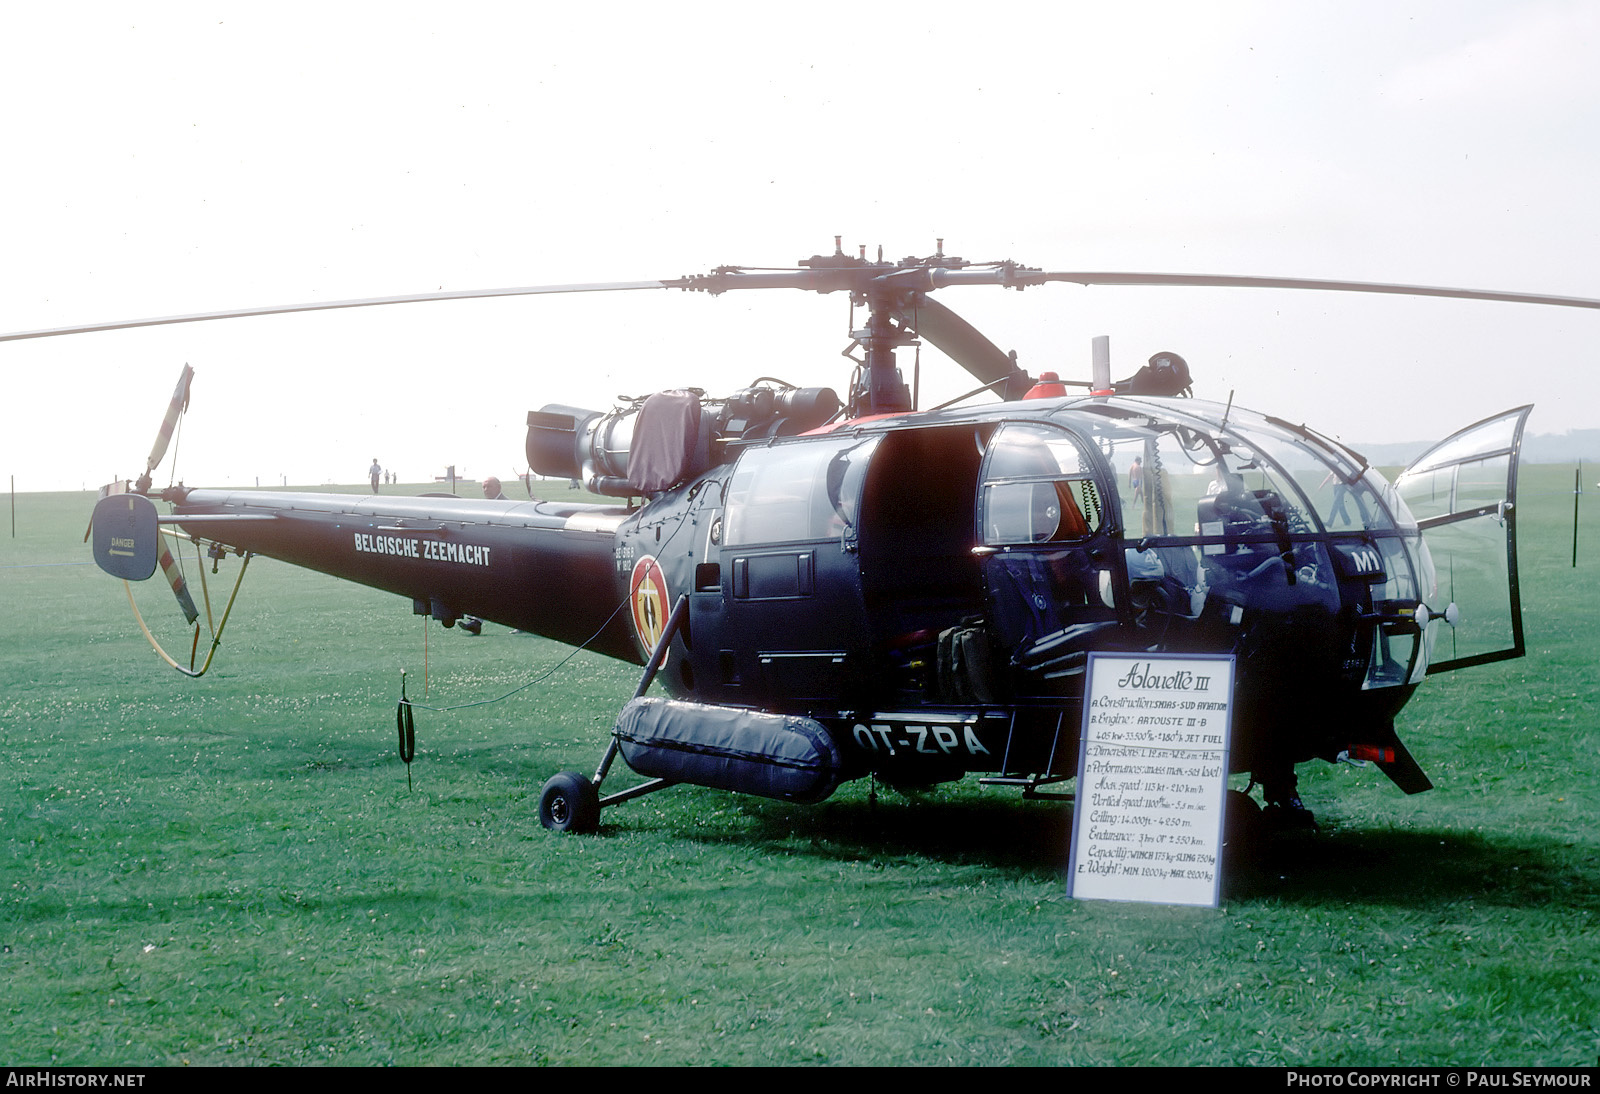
top-left (801, 237), bottom-right (920, 416)
top-left (800, 237), bottom-right (995, 416)
top-left (854, 294), bottom-right (915, 414)
top-left (670, 236), bottom-right (934, 416)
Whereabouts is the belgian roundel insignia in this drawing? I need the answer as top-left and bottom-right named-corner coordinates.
top-left (629, 554), bottom-right (671, 659)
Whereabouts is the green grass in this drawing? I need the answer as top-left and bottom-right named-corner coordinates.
top-left (1, 472), bottom-right (1597, 1065)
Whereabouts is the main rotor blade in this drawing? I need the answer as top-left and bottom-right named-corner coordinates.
top-left (1030, 271), bottom-right (1600, 311)
top-left (0, 280), bottom-right (671, 342)
top-left (896, 296), bottom-right (1029, 395)
top-left (870, 263), bottom-right (1600, 311)
top-left (11, 262), bottom-right (1600, 345)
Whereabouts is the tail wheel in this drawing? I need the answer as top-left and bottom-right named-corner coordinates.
top-left (539, 771), bottom-right (600, 833)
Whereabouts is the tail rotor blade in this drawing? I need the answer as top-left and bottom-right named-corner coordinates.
top-left (157, 539), bottom-right (200, 626)
top-left (141, 365), bottom-right (195, 490)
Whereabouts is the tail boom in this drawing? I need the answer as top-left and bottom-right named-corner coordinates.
top-left (167, 489), bottom-right (638, 660)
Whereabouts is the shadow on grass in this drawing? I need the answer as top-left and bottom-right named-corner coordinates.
top-left (656, 789), bottom-right (1600, 910)
top-left (1231, 824), bottom-right (1600, 911)
top-left (670, 789), bottom-right (1077, 881)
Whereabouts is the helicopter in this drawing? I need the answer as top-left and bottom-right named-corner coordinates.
top-left (13, 238), bottom-right (1591, 838)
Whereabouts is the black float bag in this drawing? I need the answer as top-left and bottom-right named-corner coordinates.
top-left (613, 697), bottom-right (844, 803)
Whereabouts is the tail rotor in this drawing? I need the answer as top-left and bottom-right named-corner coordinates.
top-left (90, 366), bottom-right (247, 675)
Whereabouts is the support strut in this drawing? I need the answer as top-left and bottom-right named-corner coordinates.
top-left (591, 593), bottom-right (690, 801)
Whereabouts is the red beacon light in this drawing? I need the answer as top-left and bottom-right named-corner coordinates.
top-left (1024, 371), bottom-right (1069, 400)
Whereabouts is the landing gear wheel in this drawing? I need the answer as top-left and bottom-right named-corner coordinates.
top-left (1262, 794), bottom-right (1317, 831)
top-left (1223, 788), bottom-right (1264, 859)
top-left (539, 771), bottom-right (600, 833)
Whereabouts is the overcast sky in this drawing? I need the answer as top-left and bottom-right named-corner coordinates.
top-left (4, 1), bottom-right (1599, 491)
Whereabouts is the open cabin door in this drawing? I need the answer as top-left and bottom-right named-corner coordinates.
top-left (1396, 405), bottom-right (1533, 674)
top-left (975, 422), bottom-right (1122, 684)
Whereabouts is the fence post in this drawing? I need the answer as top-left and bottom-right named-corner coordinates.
top-left (1573, 464), bottom-right (1582, 569)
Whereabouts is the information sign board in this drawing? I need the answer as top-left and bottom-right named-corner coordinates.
top-left (1068, 652), bottom-right (1236, 906)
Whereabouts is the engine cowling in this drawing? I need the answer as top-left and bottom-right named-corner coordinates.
top-left (527, 384), bottom-right (840, 497)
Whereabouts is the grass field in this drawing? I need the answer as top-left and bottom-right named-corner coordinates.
top-left (1, 469), bottom-right (1596, 1066)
